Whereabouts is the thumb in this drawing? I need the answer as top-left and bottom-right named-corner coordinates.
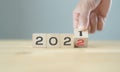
top-left (78, 0), bottom-right (101, 31)
top-left (78, 8), bottom-right (90, 31)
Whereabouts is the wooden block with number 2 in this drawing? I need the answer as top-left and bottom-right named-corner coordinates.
top-left (32, 33), bottom-right (47, 48)
top-left (60, 34), bottom-right (74, 48)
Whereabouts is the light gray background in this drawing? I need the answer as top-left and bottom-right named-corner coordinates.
top-left (0, 0), bottom-right (119, 40)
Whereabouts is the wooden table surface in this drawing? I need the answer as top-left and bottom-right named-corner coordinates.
top-left (0, 40), bottom-right (120, 72)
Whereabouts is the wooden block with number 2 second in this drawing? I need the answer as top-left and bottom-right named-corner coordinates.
top-left (60, 34), bottom-right (74, 48)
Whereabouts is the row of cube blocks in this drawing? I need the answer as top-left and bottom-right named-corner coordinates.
top-left (33, 31), bottom-right (88, 48)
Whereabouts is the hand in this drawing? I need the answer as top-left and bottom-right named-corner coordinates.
top-left (73, 0), bottom-right (111, 33)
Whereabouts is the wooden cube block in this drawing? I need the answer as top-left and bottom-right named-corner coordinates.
top-left (74, 29), bottom-right (88, 48)
top-left (60, 34), bottom-right (74, 48)
top-left (74, 29), bottom-right (88, 38)
top-left (32, 33), bottom-right (47, 48)
top-left (74, 38), bottom-right (88, 48)
top-left (47, 34), bottom-right (60, 48)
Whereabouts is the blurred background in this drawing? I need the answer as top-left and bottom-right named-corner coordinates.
top-left (0, 0), bottom-right (119, 40)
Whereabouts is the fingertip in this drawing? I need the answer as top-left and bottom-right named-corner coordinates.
top-left (89, 12), bottom-right (97, 34)
top-left (78, 25), bottom-right (88, 31)
top-left (97, 16), bottom-right (104, 31)
top-left (97, 28), bottom-right (103, 31)
top-left (73, 12), bottom-right (80, 29)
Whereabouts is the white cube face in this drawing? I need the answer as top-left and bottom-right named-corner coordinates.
top-left (74, 29), bottom-right (88, 38)
top-left (47, 34), bottom-right (60, 48)
top-left (60, 34), bottom-right (74, 48)
top-left (32, 33), bottom-right (47, 48)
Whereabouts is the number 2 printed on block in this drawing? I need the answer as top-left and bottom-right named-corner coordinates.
top-left (32, 33), bottom-right (47, 48)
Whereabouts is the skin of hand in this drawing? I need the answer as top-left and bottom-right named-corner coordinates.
top-left (73, 0), bottom-right (111, 33)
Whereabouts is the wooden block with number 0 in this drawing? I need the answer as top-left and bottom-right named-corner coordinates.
top-left (47, 34), bottom-right (60, 48)
top-left (60, 34), bottom-right (74, 48)
top-left (32, 33), bottom-right (47, 48)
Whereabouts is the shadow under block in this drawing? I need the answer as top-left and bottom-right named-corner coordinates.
top-left (74, 29), bottom-right (88, 48)
top-left (32, 33), bottom-right (47, 48)
top-left (47, 34), bottom-right (60, 48)
top-left (60, 34), bottom-right (74, 48)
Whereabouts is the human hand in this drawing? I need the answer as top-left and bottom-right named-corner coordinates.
top-left (73, 0), bottom-right (111, 33)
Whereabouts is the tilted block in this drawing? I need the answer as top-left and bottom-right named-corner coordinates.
top-left (74, 38), bottom-right (88, 48)
top-left (74, 29), bottom-right (88, 38)
top-left (74, 29), bottom-right (88, 48)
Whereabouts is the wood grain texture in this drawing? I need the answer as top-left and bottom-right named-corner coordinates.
top-left (0, 40), bottom-right (120, 72)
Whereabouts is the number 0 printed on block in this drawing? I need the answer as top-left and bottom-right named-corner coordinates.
top-left (47, 34), bottom-right (60, 48)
